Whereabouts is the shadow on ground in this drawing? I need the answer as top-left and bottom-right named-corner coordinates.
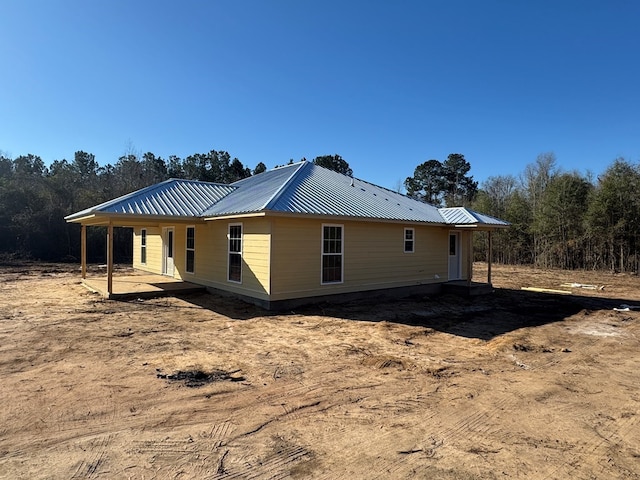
top-left (156, 287), bottom-right (635, 341)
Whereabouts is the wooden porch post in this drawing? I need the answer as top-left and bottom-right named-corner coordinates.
top-left (81, 225), bottom-right (87, 279)
top-left (487, 230), bottom-right (493, 286)
top-left (467, 231), bottom-right (473, 287)
top-left (107, 223), bottom-right (114, 297)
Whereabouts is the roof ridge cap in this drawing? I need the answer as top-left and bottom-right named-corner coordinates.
top-left (262, 161), bottom-right (309, 210)
top-left (172, 177), bottom-right (233, 187)
top-left (83, 179), bottom-right (177, 214)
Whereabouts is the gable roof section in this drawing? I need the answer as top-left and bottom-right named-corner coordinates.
top-left (65, 179), bottom-right (235, 222)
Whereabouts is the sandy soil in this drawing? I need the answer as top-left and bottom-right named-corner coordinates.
top-left (1, 262), bottom-right (639, 479)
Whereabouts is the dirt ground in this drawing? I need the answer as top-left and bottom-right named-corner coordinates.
top-left (1, 262), bottom-right (639, 479)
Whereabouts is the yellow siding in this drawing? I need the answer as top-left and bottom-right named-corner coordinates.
top-left (195, 222), bottom-right (227, 284)
top-left (175, 219), bottom-right (271, 300)
top-left (242, 218), bottom-right (271, 295)
top-left (270, 217), bottom-right (321, 298)
top-left (172, 226), bottom-right (187, 280)
top-left (133, 227), bottom-right (163, 275)
top-left (133, 218), bottom-right (468, 303)
top-left (270, 218), bottom-right (450, 301)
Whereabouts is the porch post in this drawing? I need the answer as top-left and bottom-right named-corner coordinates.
top-left (467, 231), bottom-right (473, 287)
top-left (487, 230), bottom-right (493, 286)
top-left (81, 224), bottom-right (87, 279)
top-left (107, 223), bottom-right (114, 297)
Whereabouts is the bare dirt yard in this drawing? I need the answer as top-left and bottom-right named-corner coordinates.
top-left (1, 262), bottom-right (639, 479)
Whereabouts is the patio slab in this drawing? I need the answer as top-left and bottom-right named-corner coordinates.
top-left (82, 273), bottom-right (206, 300)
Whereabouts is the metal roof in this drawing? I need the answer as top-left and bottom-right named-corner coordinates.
top-left (201, 162), bottom-right (303, 216)
top-left (66, 161), bottom-right (510, 228)
top-left (202, 162), bottom-right (444, 222)
top-left (65, 179), bottom-right (235, 221)
top-left (439, 207), bottom-right (510, 226)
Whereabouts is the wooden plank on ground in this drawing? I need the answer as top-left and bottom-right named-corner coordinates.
top-left (521, 286), bottom-right (572, 295)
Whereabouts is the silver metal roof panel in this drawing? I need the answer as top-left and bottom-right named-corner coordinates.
top-left (205, 162), bottom-right (446, 223)
top-left (65, 179), bottom-right (235, 220)
top-left (201, 163), bottom-right (304, 216)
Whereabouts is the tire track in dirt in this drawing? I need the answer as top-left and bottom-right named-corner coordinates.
top-left (208, 444), bottom-right (311, 480)
top-left (301, 388), bottom-right (444, 480)
top-left (437, 396), bottom-right (510, 445)
top-left (207, 375), bottom-right (369, 478)
top-left (540, 406), bottom-right (640, 479)
top-left (124, 421), bottom-right (237, 477)
top-left (346, 395), bottom-right (515, 480)
top-left (69, 433), bottom-right (114, 479)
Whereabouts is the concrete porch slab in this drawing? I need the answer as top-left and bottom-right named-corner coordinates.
top-left (442, 280), bottom-right (494, 296)
top-left (82, 273), bottom-right (205, 300)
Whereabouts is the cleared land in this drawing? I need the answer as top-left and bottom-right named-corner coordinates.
top-left (1, 262), bottom-right (639, 479)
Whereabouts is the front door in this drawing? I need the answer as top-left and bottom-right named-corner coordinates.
top-left (163, 227), bottom-right (175, 276)
top-left (448, 232), bottom-right (461, 280)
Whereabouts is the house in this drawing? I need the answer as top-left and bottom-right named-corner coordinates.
top-left (65, 161), bottom-right (509, 309)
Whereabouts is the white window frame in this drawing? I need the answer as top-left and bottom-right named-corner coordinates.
top-left (227, 223), bottom-right (243, 283)
top-left (185, 225), bottom-right (195, 274)
top-left (404, 227), bottom-right (415, 253)
top-left (140, 228), bottom-right (147, 264)
top-left (321, 224), bottom-right (344, 285)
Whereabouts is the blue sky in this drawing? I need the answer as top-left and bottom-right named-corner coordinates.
top-left (1, 0), bottom-right (638, 190)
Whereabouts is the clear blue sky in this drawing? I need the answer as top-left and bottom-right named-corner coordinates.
top-left (1, 0), bottom-right (638, 190)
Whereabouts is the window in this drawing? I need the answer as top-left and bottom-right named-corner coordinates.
top-left (186, 226), bottom-right (195, 274)
top-left (140, 229), bottom-right (147, 264)
top-left (404, 228), bottom-right (414, 253)
top-left (228, 224), bottom-right (242, 283)
top-left (322, 224), bottom-right (343, 284)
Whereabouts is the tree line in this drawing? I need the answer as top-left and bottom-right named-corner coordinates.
top-left (2, 147), bottom-right (638, 273)
top-left (0, 150), bottom-right (347, 263)
top-left (469, 153), bottom-right (640, 272)
top-left (403, 151), bottom-right (640, 272)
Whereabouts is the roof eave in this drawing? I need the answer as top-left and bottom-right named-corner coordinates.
top-left (205, 209), bottom-right (450, 225)
top-left (65, 212), bottom-right (204, 226)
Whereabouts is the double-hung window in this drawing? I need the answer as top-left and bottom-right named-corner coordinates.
top-left (186, 226), bottom-right (195, 274)
top-left (322, 224), bottom-right (343, 284)
top-left (228, 224), bottom-right (242, 283)
top-left (404, 228), bottom-right (415, 253)
top-left (140, 229), bottom-right (147, 264)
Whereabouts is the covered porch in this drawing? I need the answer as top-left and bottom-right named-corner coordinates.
top-left (451, 226), bottom-right (499, 293)
top-left (68, 211), bottom-right (197, 300)
top-left (82, 272), bottom-right (205, 300)
top-left (70, 216), bottom-right (201, 300)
